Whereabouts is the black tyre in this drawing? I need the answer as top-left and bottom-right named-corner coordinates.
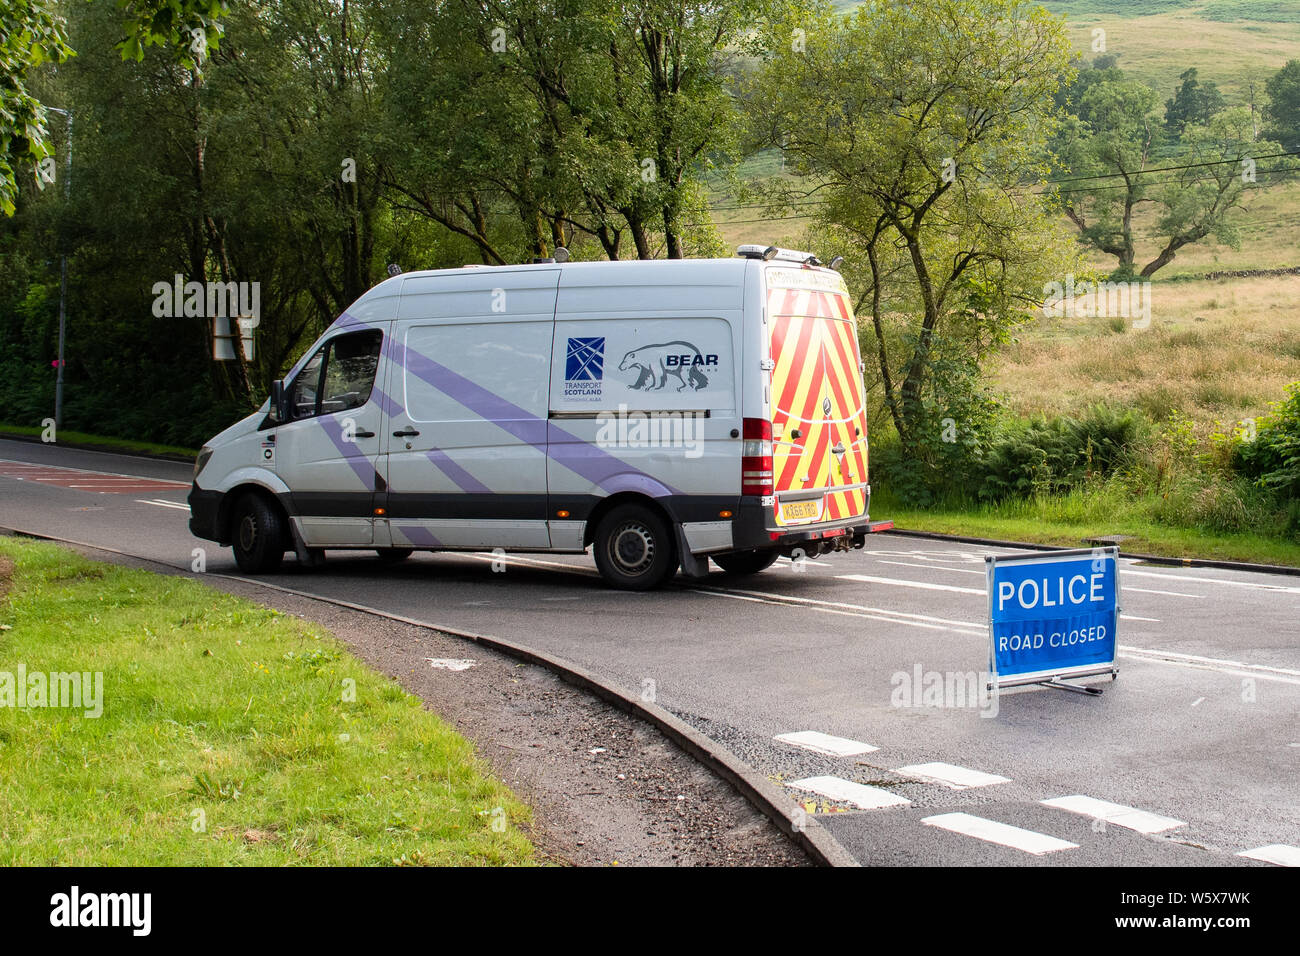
top-left (231, 493), bottom-right (286, 573)
top-left (593, 504), bottom-right (677, 590)
top-left (375, 548), bottom-right (414, 563)
top-left (712, 549), bottom-right (780, 576)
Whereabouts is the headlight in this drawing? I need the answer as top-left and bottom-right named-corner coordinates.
top-left (194, 447), bottom-right (213, 480)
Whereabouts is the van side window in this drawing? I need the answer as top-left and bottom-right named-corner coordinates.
top-left (287, 349), bottom-right (325, 420)
top-left (287, 329), bottom-right (383, 420)
top-left (321, 330), bottom-right (383, 413)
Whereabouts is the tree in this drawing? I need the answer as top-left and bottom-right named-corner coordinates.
top-left (745, 0), bottom-right (1077, 468)
top-left (1263, 59), bottom-right (1300, 149)
top-left (1, 0), bottom-right (226, 216)
top-left (1164, 68), bottom-right (1225, 138)
top-left (1057, 76), bottom-right (1282, 278)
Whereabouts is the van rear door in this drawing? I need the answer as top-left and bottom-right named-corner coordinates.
top-left (764, 267), bottom-right (869, 529)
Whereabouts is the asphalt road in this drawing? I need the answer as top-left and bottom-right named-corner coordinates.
top-left (3, 437), bottom-right (1298, 867)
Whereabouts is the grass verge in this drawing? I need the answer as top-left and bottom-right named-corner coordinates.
top-left (0, 424), bottom-right (198, 460)
top-left (0, 536), bottom-right (536, 865)
top-left (873, 488), bottom-right (1300, 569)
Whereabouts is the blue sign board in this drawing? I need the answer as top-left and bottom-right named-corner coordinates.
top-left (985, 547), bottom-right (1121, 688)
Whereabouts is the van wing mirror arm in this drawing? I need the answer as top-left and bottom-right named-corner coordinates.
top-left (270, 379), bottom-right (288, 422)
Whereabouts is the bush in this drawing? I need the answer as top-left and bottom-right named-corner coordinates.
top-left (973, 405), bottom-right (1142, 502)
top-left (1235, 382), bottom-right (1300, 500)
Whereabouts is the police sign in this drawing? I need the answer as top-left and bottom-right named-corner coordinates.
top-left (985, 547), bottom-right (1120, 691)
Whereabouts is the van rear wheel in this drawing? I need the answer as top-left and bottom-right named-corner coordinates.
top-left (593, 504), bottom-right (677, 591)
top-left (231, 493), bottom-right (285, 574)
top-left (712, 549), bottom-right (780, 576)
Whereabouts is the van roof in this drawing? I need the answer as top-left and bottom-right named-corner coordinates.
top-left (361, 255), bottom-right (844, 297)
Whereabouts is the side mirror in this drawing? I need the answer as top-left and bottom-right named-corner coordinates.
top-left (270, 379), bottom-right (288, 423)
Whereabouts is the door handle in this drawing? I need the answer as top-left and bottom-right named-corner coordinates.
top-left (353, 430), bottom-right (376, 439)
top-left (393, 427), bottom-right (420, 438)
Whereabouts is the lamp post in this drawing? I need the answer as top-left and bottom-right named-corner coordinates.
top-left (47, 107), bottom-right (72, 428)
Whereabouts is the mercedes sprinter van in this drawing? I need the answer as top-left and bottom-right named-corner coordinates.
top-left (188, 246), bottom-right (884, 589)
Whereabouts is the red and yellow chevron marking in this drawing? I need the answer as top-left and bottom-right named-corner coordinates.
top-left (767, 282), bottom-right (869, 527)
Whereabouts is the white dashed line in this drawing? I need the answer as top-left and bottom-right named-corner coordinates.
top-left (1040, 795), bottom-right (1185, 834)
top-left (773, 731), bottom-right (878, 757)
top-left (135, 499), bottom-right (190, 511)
top-left (922, 813), bottom-right (1078, 855)
top-left (894, 762), bottom-right (1010, 790)
top-left (1236, 844), bottom-right (1300, 867)
top-left (787, 776), bottom-right (910, 810)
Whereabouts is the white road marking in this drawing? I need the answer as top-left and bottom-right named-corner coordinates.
top-left (135, 499), bottom-right (189, 511)
top-left (1191, 697), bottom-right (1205, 707)
top-left (773, 731), bottom-right (878, 757)
top-left (787, 776), bottom-right (910, 810)
top-left (837, 573), bottom-right (984, 595)
top-left (877, 561), bottom-right (1200, 599)
top-left (1121, 568), bottom-right (1300, 594)
top-left (876, 559), bottom-right (982, 575)
top-left (840, 573), bottom-right (1160, 622)
top-left (424, 658), bottom-right (476, 671)
top-left (1040, 795), bottom-right (1185, 834)
top-left (693, 586), bottom-right (984, 635)
top-left (893, 762), bottom-right (1010, 790)
top-left (922, 813), bottom-right (1077, 855)
top-left (1237, 844), bottom-right (1300, 867)
top-left (1124, 586), bottom-right (1203, 598)
top-left (1118, 646), bottom-right (1300, 685)
top-left (462, 552), bottom-right (1300, 685)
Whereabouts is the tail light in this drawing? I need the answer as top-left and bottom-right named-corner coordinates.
top-left (741, 418), bottom-right (773, 496)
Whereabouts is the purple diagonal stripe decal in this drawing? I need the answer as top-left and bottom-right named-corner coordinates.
top-left (393, 525), bottom-right (442, 547)
top-left (426, 448), bottom-right (492, 495)
top-left (318, 415), bottom-right (380, 489)
top-left (302, 312), bottom-right (681, 497)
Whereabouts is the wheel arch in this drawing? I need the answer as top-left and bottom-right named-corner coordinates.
top-left (582, 492), bottom-right (677, 548)
top-left (218, 483), bottom-right (292, 546)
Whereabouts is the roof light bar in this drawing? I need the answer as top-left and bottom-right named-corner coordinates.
top-left (736, 244), bottom-right (826, 265)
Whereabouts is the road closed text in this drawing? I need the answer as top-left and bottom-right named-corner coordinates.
top-left (998, 624), bottom-right (1109, 652)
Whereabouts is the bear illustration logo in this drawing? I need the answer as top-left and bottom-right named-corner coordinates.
top-left (618, 341), bottom-right (716, 392)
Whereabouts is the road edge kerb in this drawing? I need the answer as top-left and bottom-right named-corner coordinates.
top-left (882, 527), bottom-right (1300, 577)
top-left (0, 526), bottom-right (858, 868)
top-left (0, 431), bottom-right (195, 463)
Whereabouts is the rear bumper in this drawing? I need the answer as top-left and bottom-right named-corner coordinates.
top-left (188, 485), bottom-right (226, 544)
top-left (730, 492), bottom-right (876, 554)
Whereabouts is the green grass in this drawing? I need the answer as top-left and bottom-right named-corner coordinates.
top-left (0, 423), bottom-right (198, 459)
top-left (874, 486), bottom-right (1300, 568)
top-left (0, 537), bottom-right (536, 866)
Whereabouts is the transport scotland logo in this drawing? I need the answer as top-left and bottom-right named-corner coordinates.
top-left (564, 337), bottom-right (605, 400)
top-left (566, 337), bottom-right (605, 381)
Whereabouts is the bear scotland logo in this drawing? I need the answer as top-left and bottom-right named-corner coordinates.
top-left (619, 341), bottom-right (716, 392)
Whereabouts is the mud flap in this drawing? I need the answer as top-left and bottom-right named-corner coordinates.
top-left (676, 525), bottom-right (710, 580)
top-left (288, 519), bottom-right (326, 568)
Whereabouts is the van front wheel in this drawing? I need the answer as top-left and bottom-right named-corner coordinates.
top-left (712, 549), bottom-right (780, 575)
top-left (593, 504), bottom-right (677, 591)
top-left (231, 494), bottom-right (285, 574)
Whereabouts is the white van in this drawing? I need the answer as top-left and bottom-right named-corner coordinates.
top-left (188, 246), bottom-right (889, 589)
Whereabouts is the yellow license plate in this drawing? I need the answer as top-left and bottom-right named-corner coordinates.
top-left (780, 498), bottom-right (823, 523)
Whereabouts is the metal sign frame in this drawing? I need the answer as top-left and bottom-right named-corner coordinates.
top-left (985, 546), bottom-right (1121, 693)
